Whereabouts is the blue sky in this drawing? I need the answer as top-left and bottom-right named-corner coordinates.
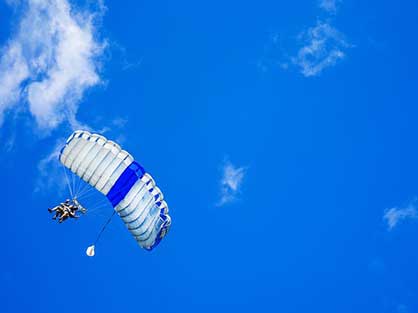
top-left (1, 0), bottom-right (418, 312)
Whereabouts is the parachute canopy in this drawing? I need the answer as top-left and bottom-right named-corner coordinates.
top-left (59, 130), bottom-right (171, 251)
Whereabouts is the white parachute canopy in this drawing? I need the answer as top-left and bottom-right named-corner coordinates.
top-left (59, 130), bottom-right (171, 251)
top-left (86, 245), bottom-right (95, 257)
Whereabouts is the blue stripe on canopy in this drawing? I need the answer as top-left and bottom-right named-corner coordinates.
top-left (106, 161), bottom-right (145, 207)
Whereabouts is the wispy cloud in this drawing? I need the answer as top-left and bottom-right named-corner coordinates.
top-left (396, 304), bottom-right (409, 313)
top-left (0, 0), bottom-right (106, 131)
top-left (319, 0), bottom-right (340, 14)
top-left (35, 138), bottom-right (67, 194)
top-left (383, 203), bottom-right (418, 231)
top-left (0, 42), bottom-right (29, 124)
top-left (4, 131), bottom-right (16, 153)
top-left (291, 21), bottom-right (351, 77)
top-left (217, 160), bottom-right (247, 206)
top-left (262, 0), bottom-right (351, 77)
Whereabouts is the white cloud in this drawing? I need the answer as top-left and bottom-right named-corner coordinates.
top-left (217, 160), bottom-right (247, 206)
top-left (383, 205), bottom-right (417, 231)
top-left (291, 21), bottom-right (351, 77)
top-left (0, 0), bottom-right (105, 130)
top-left (319, 0), bottom-right (340, 14)
top-left (0, 42), bottom-right (29, 125)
